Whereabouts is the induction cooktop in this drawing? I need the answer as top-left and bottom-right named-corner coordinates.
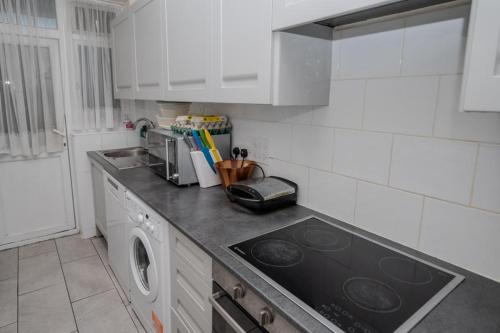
top-left (228, 216), bottom-right (464, 333)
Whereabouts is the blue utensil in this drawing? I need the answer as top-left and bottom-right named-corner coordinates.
top-left (192, 130), bottom-right (216, 173)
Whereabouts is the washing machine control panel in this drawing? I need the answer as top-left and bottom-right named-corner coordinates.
top-left (126, 192), bottom-right (163, 241)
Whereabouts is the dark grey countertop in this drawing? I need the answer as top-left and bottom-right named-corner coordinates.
top-left (88, 151), bottom-right (500, 333)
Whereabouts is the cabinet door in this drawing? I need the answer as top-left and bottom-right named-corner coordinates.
top-left (111, 13), bottom-right (134, 99)
top-left (212, 0), bottom-right (272, 104)
top-left (461, 0), bottom-right (500, 112)
top-left (132, 0), bottom-right (165, 100)
top-left (164, 0), bottom-right (213, 101)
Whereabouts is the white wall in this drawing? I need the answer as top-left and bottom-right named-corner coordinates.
top-left (195, 4), bottom-right (500, 282)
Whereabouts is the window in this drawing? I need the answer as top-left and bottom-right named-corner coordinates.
top-left (0, 0), bottom-right (57, 29)
top-left (70, 3), bottom-right (121, 130)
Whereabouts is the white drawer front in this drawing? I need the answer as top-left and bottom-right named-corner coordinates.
top-left (170, 227), bottom-right (212, 281)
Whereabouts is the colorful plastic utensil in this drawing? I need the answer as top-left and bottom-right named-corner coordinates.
top-left (203, 129), bottom-right (223, 162)
top-left (192, 130), bottom-right (216, 173)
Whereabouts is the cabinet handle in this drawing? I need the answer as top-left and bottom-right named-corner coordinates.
top-left (209, 292), bottom-right (247, 333)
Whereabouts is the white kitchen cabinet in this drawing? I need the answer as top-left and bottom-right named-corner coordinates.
top-left (272, 0), bottom-right (399, 30)
top-left (169, 226), bottom-right (212, 333)
top-left (90, 161), bottom-right (106, 239)
top-left (111, 12), bottom-right (135, 99)
top-left (461, 0), bottom-right (500, 112)
top-left (164, 0), bottom-right (213, 102)
top-left (212, 0), bottom-right (273, 104)
top-left (131, 0), bottom-right (166, 100)
top-left (103, 172), bottom-right (130, 298)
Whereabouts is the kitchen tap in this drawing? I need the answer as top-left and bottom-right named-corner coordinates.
top-left (133, 117), bottom-right (156, 130)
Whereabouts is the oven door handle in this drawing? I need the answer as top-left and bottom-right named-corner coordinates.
top-left (209, 291), bottom-right (247, 333)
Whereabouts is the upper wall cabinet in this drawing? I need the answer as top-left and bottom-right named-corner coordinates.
top-left (212, 0), bottom-right (272, 104)
top-left (111, 13), bottom-right (134, 99)
top-left (131, 0), bottom-right (166, 100)
top-left (461, 0), bottom-right (500, 112)
top-left (111, 0), bottom-right (333, 105)
top-left (272, 0), bottom-right (395, 30)
top-left (164, 0), bottom-right (213, 102)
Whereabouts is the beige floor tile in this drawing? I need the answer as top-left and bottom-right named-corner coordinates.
top-left (56, 235), bottom-right (97, 264)
top-left (62, 255), bottom-right (114, 302)
top-left (0, 278), bottom-right (17, 327)
top-left (104, 264), bottom-right (129, 305)
top-left (0, 323), bottom-right (17, 333)
top-left (126, 305), bottom-right (146, 333)
top-left (73, 289), bottom-right (137, 333)
top-left (91, 237), bottom-right (109, 266)
top-left (18, 283), bottom-right (76, 333)
top-left (0, 248), bottom-right (17, 281)
top-left (19, 251), bottom-right (64, 295)
top-left (19, 240), bottom-right (56, 259)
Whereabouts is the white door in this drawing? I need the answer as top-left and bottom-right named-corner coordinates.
top-left (461, 0), bottom-right (500, 112)
top-left (164, 0), bottom-right (213, 101)
top-left (213, 0), bottom-right (273, 104)
top-left (0, 38), bottom-right (75, 247)
top-left (111, 12), bottom-right (135, 99)
top-left (132, 0), bottom-right (166, 100)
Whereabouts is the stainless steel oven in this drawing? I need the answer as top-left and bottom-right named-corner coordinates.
top-left (211, 261), bottom-right (301, 333)
top-left (210, 283), bottom-right (267, 333)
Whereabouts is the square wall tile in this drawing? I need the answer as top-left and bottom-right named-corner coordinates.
top-left (291, 124), bottom-right (334, 171)
top-left (307, 169), bottom-right (357, 224)
top-left (330, 30), bottom-right (342, 80)
top-left (268, 158), bottom-right (309, 205)
top-left (472, 144), bottom-right (500, 213)
top-left (364, 76), bottom-right (439, 136)
top-left (420, 198), bottom-right (500, 281)
top-left (333, 129), bottom-right (392, 184)
top-left (101, 131), bottom-right (129, 150)
top-left (401, 5), bottom-right (469, 76)
top-left (71, 133), bottom-right (102, 173)
top-left (279, 106), bottom-right (314, 125)
top-left (390, 135), bottom-right (477, 204)
top-left (338, 18), bottom-right (404, 79)
top-left (355, 182), bottom-right (423, 248)
top-left (434, 75), bottom-right (500, 143)
top-left (312, 80), bottom-right (365, 129)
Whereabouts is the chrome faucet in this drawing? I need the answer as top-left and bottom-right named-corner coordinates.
top-left (134, 117), bottom-right (156, 129)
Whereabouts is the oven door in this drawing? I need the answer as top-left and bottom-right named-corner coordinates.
top-left (210, 283), bottom-right (266, 333)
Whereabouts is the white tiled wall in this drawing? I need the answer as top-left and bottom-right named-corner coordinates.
top-left (197, 4), bottom-right (500, 282)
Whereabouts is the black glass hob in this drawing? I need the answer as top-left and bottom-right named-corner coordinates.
top-left (228, 217), bottom-right (464, 333)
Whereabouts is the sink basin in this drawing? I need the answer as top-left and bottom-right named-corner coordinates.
top-left (103, 147), bottom-right (148, 158)
top-left (97, 147), bottom-right (149, 170)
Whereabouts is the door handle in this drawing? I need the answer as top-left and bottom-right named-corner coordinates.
top-left (52, 129), bottom-right (66, 138)
top-left (209, 291), bottom-right (247, 333)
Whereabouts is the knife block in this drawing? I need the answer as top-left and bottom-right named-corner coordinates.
top-left (190, 151), bottom-right (221, 188)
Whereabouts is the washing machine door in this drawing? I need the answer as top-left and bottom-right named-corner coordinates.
top-left (129, 227), bottom-right (158, 302)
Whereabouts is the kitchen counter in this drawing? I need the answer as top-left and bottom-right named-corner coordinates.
top-left (88, 151), bottom-right (500, 333)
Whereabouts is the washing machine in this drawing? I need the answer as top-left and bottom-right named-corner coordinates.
top-left (127, 193), bottom-right (170, 333)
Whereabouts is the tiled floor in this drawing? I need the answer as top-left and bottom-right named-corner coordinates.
top-left (0, 235), bottom-right (146, 333)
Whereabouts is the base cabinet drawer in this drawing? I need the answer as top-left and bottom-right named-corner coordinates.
top-left (171, 306), bottom-right (210, 333)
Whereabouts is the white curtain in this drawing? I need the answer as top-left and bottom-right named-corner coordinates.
top-left (0, 0), bottom-right (61, 156)
top-left (71, 0), bottom-right (120, 131)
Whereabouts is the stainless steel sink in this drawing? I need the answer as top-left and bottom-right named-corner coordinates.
top-left (97, 147), bottom-right (148, 170)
